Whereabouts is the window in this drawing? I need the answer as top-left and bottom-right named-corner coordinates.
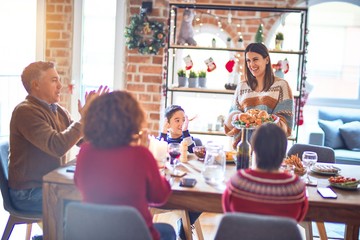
top-left (71, 0), bottom-right (126, 117)
top-left (305, 2), bottom-right (360, 107)
top-left (0, 0), bottom-right (43, 137)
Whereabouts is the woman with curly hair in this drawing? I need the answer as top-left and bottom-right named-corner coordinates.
top-left (74, 91), bottom-right (176, 240)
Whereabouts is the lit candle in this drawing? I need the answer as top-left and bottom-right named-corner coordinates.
top-left (148, 136), bottom-right (168, 168)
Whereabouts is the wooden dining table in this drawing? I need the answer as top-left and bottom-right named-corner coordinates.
top-left (42, 157), bottom-right (360, 240)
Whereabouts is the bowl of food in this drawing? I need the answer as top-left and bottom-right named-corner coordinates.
top-left (328, 176), bottom-right (360, 190)
top-left (283, 154), bottom-right (306, 176)
top-left (193, 146), bottom-right (206, 161)
top-left (225, 151), bottom-right (236, 163)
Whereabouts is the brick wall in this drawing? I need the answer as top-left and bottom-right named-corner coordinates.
top-left (44, 0), bottom-right (302, 135)
top-left (45, 0), bottom-right (73, 110)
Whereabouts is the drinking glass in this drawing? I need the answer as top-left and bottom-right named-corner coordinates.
top-left (302, 151), bottom-right (318, 185)
top-left (168, 143), bottom-right (181, 173)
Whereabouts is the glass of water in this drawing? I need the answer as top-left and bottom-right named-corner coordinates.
top-left (302, 151), bottom-right (318, 185)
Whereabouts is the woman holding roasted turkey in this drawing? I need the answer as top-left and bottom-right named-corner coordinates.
top-left (224, 42), bottom-right (294, 149)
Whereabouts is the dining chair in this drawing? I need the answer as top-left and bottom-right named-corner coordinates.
top-left (0, 140), bottom-right (42, 240)
top-left (193, 137), bottom-right (203, 147)
top-left (287, 143), bottom-right (336, 164)
top-left (287, 143), bottom-right (335, 240)
top-left (64, 202), bottom-right (152, 240)
top-left (214, 212), bottom-right (302, 240)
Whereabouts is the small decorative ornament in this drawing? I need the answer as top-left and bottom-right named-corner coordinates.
top-left (225, 59), bottom-right (235, 73)
top-left (255, 24), bottom-right (264, 43)
top-left (183, 55), bottom-right (193, 70)
top-left (272, 58), bottom-right (290, 78)
top-left (124, 13), bottom-right (166, 55)
top-left (237, 36), bottom-right (244, 48)
top-left (177, 9), bottom-right (197, 46)
top-left (226, 37), bottom-right (231, 48)
top-left (212, 38), bottom-right (216, 48)
top-left (205, 57), bottom-right (216, 72)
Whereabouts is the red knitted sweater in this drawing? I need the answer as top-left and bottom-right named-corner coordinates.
top-left (222, 168), bottom-right (308, 222)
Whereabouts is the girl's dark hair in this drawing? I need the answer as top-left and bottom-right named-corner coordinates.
top-left (244, 43), bottom-right (274, 91)
top-left (83, 91), bottom-right (145, 148)
top-left (164, 105), bottom-right (184, 121)
top-left (251, 123), bottom-right (287, 171)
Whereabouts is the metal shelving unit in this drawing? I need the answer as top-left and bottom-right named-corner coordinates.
top-left (165, 1), bottom-right (308, 142)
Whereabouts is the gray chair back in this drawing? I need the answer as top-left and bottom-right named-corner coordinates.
top-left (64, 202), bottom-right (152, 240)
top-left (287, 143), bottom-right (335, 163)
top-left (0, 140), bottom-right (42, 240)
top-left (193, 137), bottom-right (203, 146)
top-left (214, 212), bottom-right (302, 240)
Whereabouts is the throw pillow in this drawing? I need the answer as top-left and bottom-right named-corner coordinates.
top-left (318, 119), bottom-right (345, 149)
top-left (339, 121), bottom-right (360, 151)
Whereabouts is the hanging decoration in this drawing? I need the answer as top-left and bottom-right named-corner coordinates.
top-left (204, 57), bottom-right (216, 72)
top-left (225, 59), bottom-right (235, 73)
top-left (272, 58), bottom-right (289, 78)
top-left (125, 13), bottom-right (166, 55)
top-left (183, 55), bottom-right (193, 70)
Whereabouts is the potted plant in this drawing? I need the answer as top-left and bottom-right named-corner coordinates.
top-left (198, 70), bottom-right (207, 88)
top-left (177, 69), bottom-right (187, 87)
top-left (188, 70), bottom-right (198, 88)
top-left (275, 32), bottom-right (284, 50)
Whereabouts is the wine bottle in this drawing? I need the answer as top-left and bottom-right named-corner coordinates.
top-left (236, 128), bottom-right (252, 170)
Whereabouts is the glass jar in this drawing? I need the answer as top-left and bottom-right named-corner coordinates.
top-left (202, 143), bottom-right (226, 185)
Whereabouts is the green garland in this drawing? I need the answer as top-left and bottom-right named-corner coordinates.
top-left (125, 14), bottom-right (166, 55)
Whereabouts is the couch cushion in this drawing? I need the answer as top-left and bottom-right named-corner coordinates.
top-left (318, 119), bottom-right (345, 149)
top-left (339, 121), bottom-right (360, 151)
top-left (334, 149), bottom-right (360, 165)
top-left (319, 108), bottom-right (360, 123)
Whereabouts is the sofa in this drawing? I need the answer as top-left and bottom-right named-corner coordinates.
top-left (308, 108), bottom-right (360, 165)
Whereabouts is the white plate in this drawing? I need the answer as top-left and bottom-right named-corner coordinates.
top-left (311, 165), bottom-right (340, 175)
top-left (232, 114), bottom-right (279, 130)
top-left (330, 182), bottom-right (359, 190)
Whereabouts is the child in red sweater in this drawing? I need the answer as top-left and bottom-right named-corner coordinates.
top-left (223, 123), bottom-right (308, 222)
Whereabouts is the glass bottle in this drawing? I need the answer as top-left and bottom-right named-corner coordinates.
top-left (236, 128), bottom-right (252, 170)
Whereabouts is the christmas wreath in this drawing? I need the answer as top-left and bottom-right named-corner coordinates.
top-left (125, 14), bottom-right (166, 55)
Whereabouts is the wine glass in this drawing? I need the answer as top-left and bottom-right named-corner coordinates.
top-left (302, 151), bottom-right (318, 185)
top-left (168, 143), bottom-right (181, 173)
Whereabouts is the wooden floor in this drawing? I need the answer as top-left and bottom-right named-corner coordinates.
top-left (153, 211), bottom-right (223, 240)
